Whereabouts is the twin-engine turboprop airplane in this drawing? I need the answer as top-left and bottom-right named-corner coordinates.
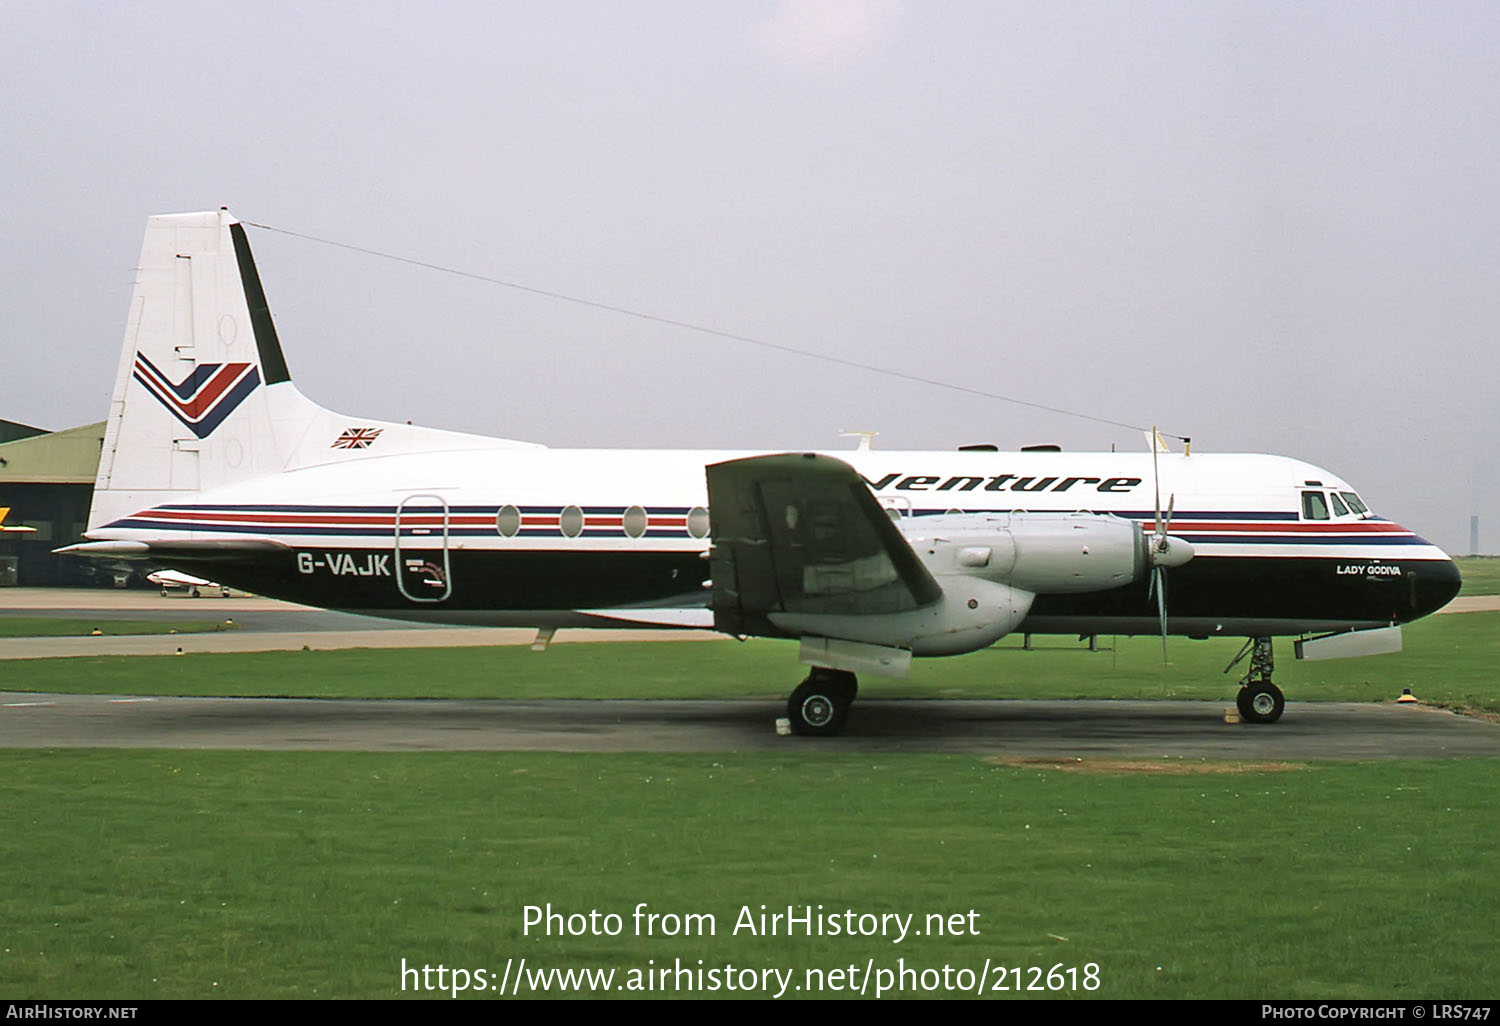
top-left (59, 211), bottom-right (1462, 734)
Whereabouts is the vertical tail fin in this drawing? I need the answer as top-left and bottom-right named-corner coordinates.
top-left (87, 210), bottom-right (544, 537)
top-left (89, 210), bottom-right (320, 530)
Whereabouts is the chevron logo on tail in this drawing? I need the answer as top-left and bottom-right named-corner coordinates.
top-left (132, 352), bottom-right (260, 438)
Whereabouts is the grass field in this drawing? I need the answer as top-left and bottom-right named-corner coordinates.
top-left (4, 610), bottom-right (1497, 714)
top-left (2, 750), bottom-right (1496, 999)
top-left (2, 599), bottom-right (1497, 1000)
top-left (1454, 556), bottom-right (1500, 596)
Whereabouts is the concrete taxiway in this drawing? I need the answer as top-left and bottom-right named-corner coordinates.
top-left (2, 692), bottom-right (1497, 758)
top-left (0, 626), bottom-right (717, 660)
top-left (0, 587), bottom-right (716, 659)
top-left (3, 587), bottom-right (1497, 759)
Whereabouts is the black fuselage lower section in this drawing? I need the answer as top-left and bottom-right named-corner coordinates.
top-left (169, 547), bottom-right (1461, 637)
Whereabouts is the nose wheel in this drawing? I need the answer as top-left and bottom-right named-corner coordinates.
top-left (787, 669), bottom-right (858, 736)
top-left (1236, 681), bottom-right (1285, 723)
top-left (1227, 637), bottom-right (1285, 723)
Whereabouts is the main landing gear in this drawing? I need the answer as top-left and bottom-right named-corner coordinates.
top-left (787, 667), bottom-right (858, 736)
top-left (1227, 636), bottom-right (1285, 724)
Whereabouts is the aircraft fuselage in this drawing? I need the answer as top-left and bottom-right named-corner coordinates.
top-left (91, 446), bottom-right (1461, 639)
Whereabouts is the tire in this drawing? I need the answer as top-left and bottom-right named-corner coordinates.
top-left (1238, 683), bottom-right (1285, 724)
top-left (787, 671), bottom-right (857, 737)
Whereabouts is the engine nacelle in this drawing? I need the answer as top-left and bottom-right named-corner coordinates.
top-left (775, 512), bottom-right (1173, 661)
top-left (769, 575), bottom-right (1034, 657)
top-left (904, 511), bottom-right (1147, 594)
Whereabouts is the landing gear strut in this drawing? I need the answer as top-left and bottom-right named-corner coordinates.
top-left (787, 668), bottom-right (858, 736)
top-left (1227, 637), bottom-right (1285, 724)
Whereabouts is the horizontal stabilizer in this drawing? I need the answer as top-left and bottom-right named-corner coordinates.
top-left (56, 538), bottom-right (288, 561)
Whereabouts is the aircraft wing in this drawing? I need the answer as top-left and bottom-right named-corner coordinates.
top-left (706, 453), bottom-right (942, 638)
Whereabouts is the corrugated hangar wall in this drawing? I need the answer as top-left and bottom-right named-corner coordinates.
top-left (0, 422), bottom-right (107, 586)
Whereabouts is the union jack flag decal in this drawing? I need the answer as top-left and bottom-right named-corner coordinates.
top-left (132, 352), bottom-right (260, 439)
top-left (332, 427), bottom-right (383, 449)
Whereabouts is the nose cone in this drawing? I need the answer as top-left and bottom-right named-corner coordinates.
top-left (1411, 553), bottom-right (1463, 619)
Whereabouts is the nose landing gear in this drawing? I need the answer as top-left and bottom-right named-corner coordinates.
top-left (1227, 636), bottom-right (1285, 723)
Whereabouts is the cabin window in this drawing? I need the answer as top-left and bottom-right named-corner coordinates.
top-left (560, 505), bottom-right (584, 537)
top-left (1329, 492), bottom-right (1351, 517)
top-left (623, 505), bottom-right (648, 538)
top-left (1341, 492), bottom-right (1369, 515)
top-left (687, 506), bottom-right (711, 539)
top-left (880, 496), bottom-right (912, 521)
top-left (1301, 491), bottom-right (1330, 521)
top-left (495, 505), bottom-right (522, 537)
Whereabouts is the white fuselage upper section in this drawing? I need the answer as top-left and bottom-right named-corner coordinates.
top-left (93, 445), bottom-right (1448, 565)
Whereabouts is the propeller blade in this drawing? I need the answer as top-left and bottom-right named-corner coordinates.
top-left (1152, 425), bottom-right (1162, 538)
top-left (1155, 566), bottom-right (1168, 664)
top-left (1148, 431), bottom-right (1179, 663)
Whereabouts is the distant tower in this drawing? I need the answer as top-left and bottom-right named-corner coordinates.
top-left (1472, 515), bottom-right (1480, 556)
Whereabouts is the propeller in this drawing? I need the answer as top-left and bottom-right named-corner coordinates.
top-left (1146, 427), bottom-right (1194, 663)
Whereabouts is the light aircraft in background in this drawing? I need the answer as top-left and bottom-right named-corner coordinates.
top-left (59, 211), bottom-right (1461, 734)
top-left (0, 507), bottom-right (36, 534)
top-left (145, 568), bottom-right (230, 598)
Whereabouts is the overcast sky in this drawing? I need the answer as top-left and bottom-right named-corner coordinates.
top-left (3, 1), bottom-right (1496, 553)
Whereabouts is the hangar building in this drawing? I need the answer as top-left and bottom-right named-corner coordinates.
top-left (0, 420), bottom-right (107, 586)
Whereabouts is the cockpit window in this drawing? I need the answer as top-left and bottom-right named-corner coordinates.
top-left (1301, 491), bottom-right (1330, 521)
top-left (1329, 492), bottom-right (1350, 517)
top-left (1341, 492), bottom-right (1369, 515)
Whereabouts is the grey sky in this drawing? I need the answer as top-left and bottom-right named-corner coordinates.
top-left (3, 1), bottom-right (1497, 553)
